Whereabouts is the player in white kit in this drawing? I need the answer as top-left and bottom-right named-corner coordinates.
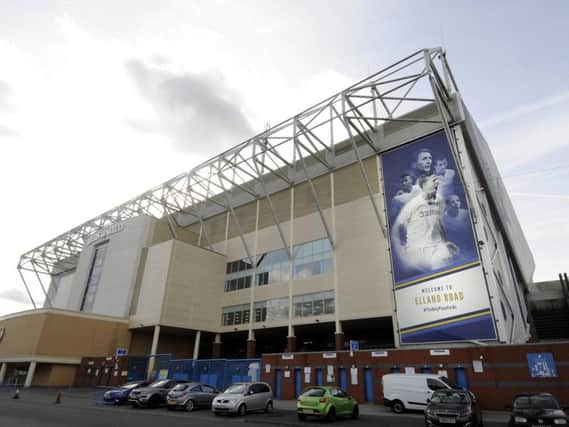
top-left (391, 175), bottom-right (459, 272)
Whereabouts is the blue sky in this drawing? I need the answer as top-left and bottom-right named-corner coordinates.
top-left (0, 0), bottom-right (568, 314)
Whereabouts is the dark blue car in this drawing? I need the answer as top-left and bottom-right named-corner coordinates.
top-left (103, 380), bottom-right (151, 405)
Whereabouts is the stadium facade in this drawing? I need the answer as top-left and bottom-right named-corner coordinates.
top-left (0, 48), bottom-right (535, 387)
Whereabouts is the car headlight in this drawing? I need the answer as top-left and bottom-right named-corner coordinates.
top-left (554, 420), bottom-right (567, 425)
top-left (460, 408), bottom-right (472, 417)
top-left (514, 416), bottom-right (527, 423)
top-left (104, 391), bottom-right (111, 398)
top-left (425, 408), bottom-right (435, 417)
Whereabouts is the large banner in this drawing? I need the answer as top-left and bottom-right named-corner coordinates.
top-left (381, 131), bottom-right (496, 344)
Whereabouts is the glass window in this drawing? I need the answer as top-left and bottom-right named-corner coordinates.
top-left (293, 291), bottom-right (334, 318)
top-left (80, 242), bottom-right (108, 312)
top-left (293, 238), bottom-right (333, 280)
top-left (221, 304), bottom-right (251, 326)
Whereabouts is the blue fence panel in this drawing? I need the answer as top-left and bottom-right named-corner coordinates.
top-left (127, 357), bottom-right (149, 381)
top-left (168, 359), bottom-right (193, 381)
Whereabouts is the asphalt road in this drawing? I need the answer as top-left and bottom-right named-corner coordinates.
top-left (0, 388), bottom-right (509, 427)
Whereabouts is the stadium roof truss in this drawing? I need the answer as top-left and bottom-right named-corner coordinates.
top-left (18, 47), bottom-right (463, 309)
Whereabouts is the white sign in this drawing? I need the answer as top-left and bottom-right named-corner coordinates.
top-left (265, 364), bottom-right (271, 373)
top-left (281, 354), bottom-right (294, 360)
top-left (472, 360), bottom-right (484, 373)
top-left (371, 350), bottom-right (388, 357)
top-left (323, 352), bottom-right (337, 359)
top-left (405, 367), bottom-right (416, 374)
top-left (350, 367), bottom-right (358, 385)
top-left (438, 370), bottom-right (448, 377)
top-left (159, 369), bottom-right (168, 379)
top-left (304, 373), bottom-right (310, 383)
top-left (327, 365), bottom-right (334, 375)
top-left (304, 367), bottom-right (311, 374)
top-left (86, 223), bottom-right (125, 245)
top-left (326, 375), bottom-right (334, 383)
top-left (116, 348), bottom-right (128, 357)
top-left (121, 371), bottom-right (128, 377)
top-left (284, 370), bottom-right (291, 378)
top-left (430, 349), bottom-right (450, 356)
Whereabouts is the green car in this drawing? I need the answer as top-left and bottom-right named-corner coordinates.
top-left (297, 386), bottom-right (359, 421)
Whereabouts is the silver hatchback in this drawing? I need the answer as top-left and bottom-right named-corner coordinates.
top-left (212, 382), bottom-right (273, 416)
top-left (166, 382), bottom-right (219, 411)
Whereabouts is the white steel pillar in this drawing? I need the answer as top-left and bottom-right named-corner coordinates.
top-left (193, 331), bottom-right (201, 360)
top-left (0, 362), bottom-right (7, 384)
top-left (146, 325), bottom-right (160, 380)
top-left (24, 361), bottom-right (37, 388)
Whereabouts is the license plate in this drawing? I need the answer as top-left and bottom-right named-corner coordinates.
top-left (440, 417), bottom-right (456, 424)
top-left (167, 400), bottom-right (176, 405)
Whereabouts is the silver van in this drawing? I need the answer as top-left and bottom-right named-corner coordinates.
top-left (211, 382), bottom-right (273, 416)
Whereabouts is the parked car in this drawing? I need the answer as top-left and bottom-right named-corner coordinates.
top-left (383, 373), bottom-right (456, 413)
top-left (425, 389), bottom-right (482, 427)
top-left (211, 382), bottom-right (273, 416)
top-left (507, 393), bottom-right (568, 427)
top-left (128, 379), bottom-right (187, 408)
top-left (103, 380), bottom-right (152, 405)
top-left (297, 386), bottom-right (359, 422)
top-left (166, 382), bottom-right (219, 411)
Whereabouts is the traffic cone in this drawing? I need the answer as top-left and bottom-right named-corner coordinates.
top-left (12, 389), bottom-right (20, 399)
top-left (55, 391), bottom-right (62, 404)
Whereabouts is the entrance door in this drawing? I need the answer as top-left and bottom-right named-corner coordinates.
top-left (275, 369), bottom-right (282, 399)
top-left (364, 368), bottom-right (373, 402)
top-left (316, 368), bottom-right (323, 386)
top-left (295, 369), bottom-right (302, 398)
top-left (455, 368), bottom-right (468, 389)
top-left (339, 368), bottom-right (347, 391)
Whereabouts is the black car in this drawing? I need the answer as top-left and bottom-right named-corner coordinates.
top-left (425, 389), bottom-right (482, 427)
top-left (507, 393), bottom-right (568, 427)
top-left (129, 379), bottom-right (188, 408)
top-left (103, 380), bottom-right (151, 405)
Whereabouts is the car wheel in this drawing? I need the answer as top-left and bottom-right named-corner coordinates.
top-left (185, 399), bottom-right (194, 412)
top-left (352, 405), bottom-right (359, 419)
top-left (167, 406), bottom-right (174, 411)
top-left (327, 406), bottom-right (336, 422)
top-left (298, 413), bottom-right (307, 421)
top-left (214, 412), bottom-right (220, 416)
top-left (237, 404), bottom-right (246, 416)
top-left (392, 400), bottom-right (405, 414)
top-left (264, 401), bottom-right (273, 413)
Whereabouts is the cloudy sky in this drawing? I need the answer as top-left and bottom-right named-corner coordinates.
top-left (1, 0), bottom-right (568, 316)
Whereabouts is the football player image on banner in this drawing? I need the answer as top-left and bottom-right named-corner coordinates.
top-left (381, 131), bottom-right (496, 344)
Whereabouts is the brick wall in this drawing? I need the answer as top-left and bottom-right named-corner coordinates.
top-left (261, 342), bottom-right (569, 410)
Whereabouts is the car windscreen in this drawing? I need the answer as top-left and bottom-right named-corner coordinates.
top-left (172, 384), bottom-right (189, 391)
top-left (301, 388), bottom-right (326, 397)
top-left (431, 391), bottom-right (469, 404)
top-left (224, 384), bottom-right (247, 394)
top-left (149, 380), bottom-right (170, 388)
top-left (514, 396), bottom-right (560, 410)
top-left (121, 382), bottom-right (144, 390)
top-left (439, 377), bottom-right (459, 389)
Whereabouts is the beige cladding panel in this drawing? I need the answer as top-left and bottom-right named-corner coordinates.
top-left (203, 212), bottom-right (227, 245)
top-left (228, 202), bottom-right (257, 239)
top-left (160, 241), bottom-right (226, 331)
top-left (292, 210), bottom-right (332, 246)
top-left (335, 195), bottom-right (393, 320)
top-left (256, 221), bottom-right (291, 256)
top-left (333, 158), bottom-right (378, 206)
top-left (225, 232), bottom-right (255, 262)
top-left (294, 174), bottom-right (331, 218)
top-left (36, 313), bottom-right (130, 358)
top-left (132, 240), bottom-right (172, 326)
top-left (291, 273), bottom-right (334, 297)
top-left (150, 220), bottom-right (200, 247)
top-left (0, 314), bottom-right (45, 357)
top-left (258, 188), bottom-right (291, 229)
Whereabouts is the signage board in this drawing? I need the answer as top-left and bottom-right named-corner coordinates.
top-left (527, 353), bottom-right (557, 378)
top-left (380, 131), bottom-right (496, 344)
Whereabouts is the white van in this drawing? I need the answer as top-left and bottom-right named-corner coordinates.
top-left (382, 373), bottom-right (455, 413)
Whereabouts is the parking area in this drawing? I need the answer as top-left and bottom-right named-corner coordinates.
top-left (0, 387), bottom-right (510, 427)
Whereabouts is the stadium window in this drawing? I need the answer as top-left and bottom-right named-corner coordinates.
top-left (224, 258), bottom-right (253, 293)
top-left (80, 241), bottom-right (109, 312)
top-left (292, 291), bottom-right (334, 318)
top-left (221, 304), bottom-right (250, 326)
top-left (293, 238), bottom-right (333, 280)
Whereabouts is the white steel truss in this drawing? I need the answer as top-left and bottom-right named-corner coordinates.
top-left (18, 47), bottom-right (461, 309)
